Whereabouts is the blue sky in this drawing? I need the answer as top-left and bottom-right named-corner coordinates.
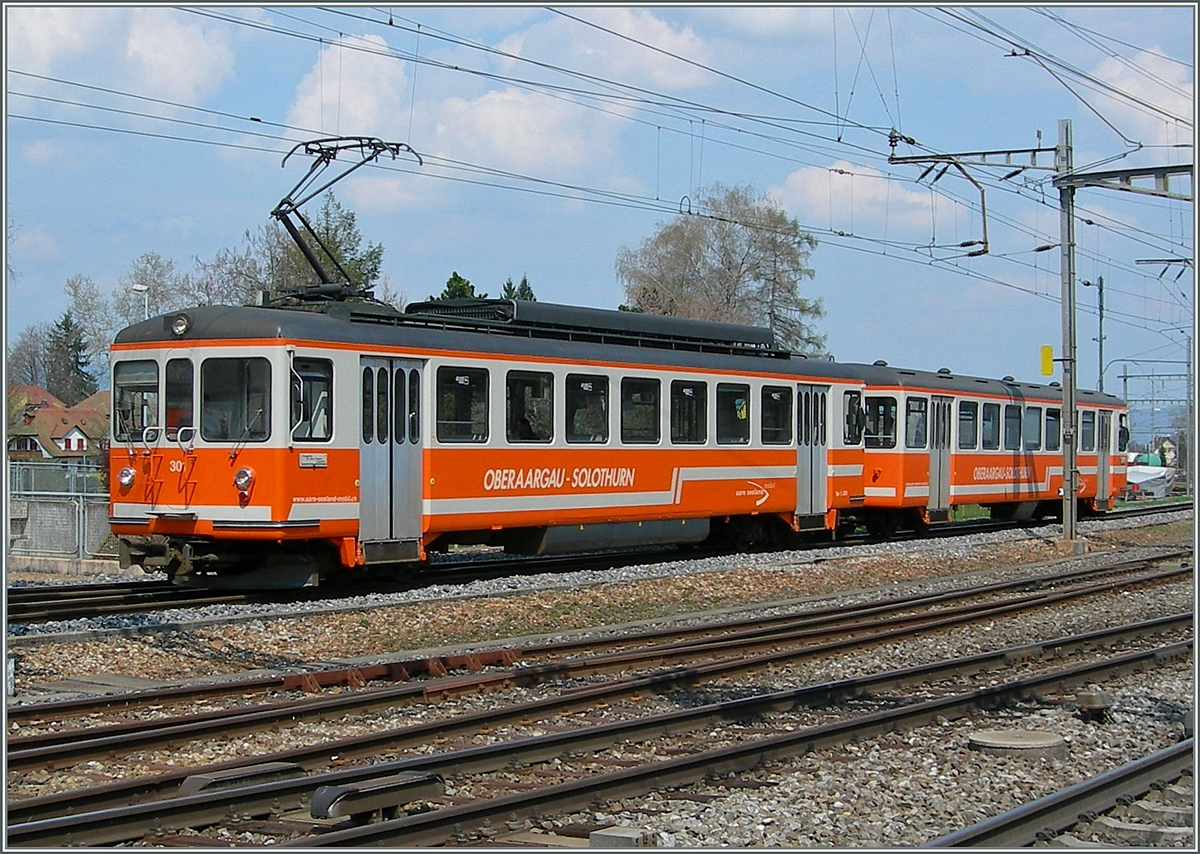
top-left (5, 5), bottom-right (1194, 437)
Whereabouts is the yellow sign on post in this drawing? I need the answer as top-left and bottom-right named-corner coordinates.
top-left (1040, 345), bottom-right (1055, 376)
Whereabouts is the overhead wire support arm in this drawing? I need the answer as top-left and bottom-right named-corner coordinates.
top-left (272, 137), bottom-right (422, 294)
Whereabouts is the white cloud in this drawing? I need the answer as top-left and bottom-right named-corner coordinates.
top-left (772, 160), bottom-right (934, 233)
top-left (124, 8), bottom-right (235, 102)
top-left (697, 7), bottom-right (833, 39)
top-left (286, 34), bottom-right (410, 139)
top-left (1093, 50), bottom-right (1194, 148)
top-left (21, 140), bottom-right (67, 166)
top-left (434, 88), bottom-right (600, 176)
top-left (11, 227), bottom-right (59, 260)
top-left (5, 7), bottom-right (105, 73)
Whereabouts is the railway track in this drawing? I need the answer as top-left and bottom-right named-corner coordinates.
top-left (5, 501), bottom-right (1189, 628)
top-left (6, 551), bottom-right (1192, 845)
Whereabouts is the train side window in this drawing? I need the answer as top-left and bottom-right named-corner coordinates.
top-left (1080, 410), bottom-right (1096, 452)
top-left (1003, 404), bottom-right (1022, 451)
top-left (981, 403), bottom-right (1000, 450)
top-left (1024, 406), bottom-right (1042, 450)
top-left (361, 367), bottom-right (374, 444)
top-left (843, 391), bottom-right (863, 445)
top-left (291, 358), bottom-right (332, 442)
top-left (201, 358), bottom-right (270, 443)
top-left (621, 377), bottom-right (660, 444)
top-left (1045, 408), bottom-right (1062, 451)
top-left (436, 366), bottom-right (489, 443)
top-left (113, 360), bottom-right (160, 442)
top-left (408, 369), bottom-right (420, 443)
top-left (392, 369), bottom-right (406, 444)
top-left (507, 371), bottom-right (554, 442)
top-left (863, 396), bottom-right (896, 449)
top-left (164, 358), bottom-right (194, 440)
top-left (566, 374), bottom-right (609, 443)
top-left (905, 397), bottom-right (928, 449)
top-left (761, 386), bottom-right (793, 445)
top-left (670, 380), bottom-right (707, 444)
top-left (1117, 413), bottom-right (1130, 452)
top-left (958, 401), bottom-right (978, 450)
top-left (716, 383), bottom-right (751, 444)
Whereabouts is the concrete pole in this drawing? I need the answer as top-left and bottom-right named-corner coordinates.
top-left (1057, 119), bottom-right (1080, 546)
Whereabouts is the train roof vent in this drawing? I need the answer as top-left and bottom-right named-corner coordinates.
top-left (1050, 382), bottom-right (1061, 387)
top-left (399, 299), bottom-right (788, 357)
top-left (937, 367), bottom-right (952, 375)
top-left (873, 360), bottom-right (888, 366)
top-left (1002, 375), bottom-right (1015, 382)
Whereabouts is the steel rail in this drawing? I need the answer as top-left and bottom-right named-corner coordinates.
top-left (924, 738), bottom-right (1195, 848)
top-left (7, 632), bottom-right (1192, 847)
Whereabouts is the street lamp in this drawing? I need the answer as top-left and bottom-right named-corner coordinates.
top-left (1082, 277), bottom-right (1105, 392)
top-left (130, 283), bottom-right (149, 320)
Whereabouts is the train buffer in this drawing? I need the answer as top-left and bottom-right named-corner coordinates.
top-left (310, 771), bottom-right (445, 824)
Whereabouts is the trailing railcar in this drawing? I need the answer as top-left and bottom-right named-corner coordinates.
top-left (109, 299), bottom-right (868, 587)
top-left (854, 362), bottom-right (1129, 536)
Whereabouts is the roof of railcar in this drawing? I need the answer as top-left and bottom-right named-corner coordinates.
top-left (111, 300), bottom-right (865, 381)
top-left (852, 362), bottom-right (1126, 407)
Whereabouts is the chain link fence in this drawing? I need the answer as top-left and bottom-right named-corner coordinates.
top-left (8, 463), bottom-right (116, 559)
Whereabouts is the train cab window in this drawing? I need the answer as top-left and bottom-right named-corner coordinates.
top-left (905, 397), bottom-right (928, 449)
top-left (863, 396), bottom-right (897, 449)
top-left (621, 378), bottom-right (660, 444)
top-left (291, 358), bottom-right (332, 442)
top-left (201, 358), bottom-right (270, 443)
top-left (507, 371), bottom-right (553, 442)
top-left (981, 403), bottom-right (1001, 450)
top-left (761, 386), bottom-right (793, 445)
top-left (1079, 410), bottom-right (1096, 452)
top-left (958, 402), bottom-right (978, 450)
top-left (113, 360), bottom-right (160, 442)
top-left (716, 383), bottom-right (751, 444)
top-left (1003, 405), bottom-right (1022, 451)
top-left (843, 391), bottom-right (863, 445)
top-left (164, 359), bottom-right (194, 440)
top-left (670, 380), bottom-right (707, 444)
top-left (1024, 406), bottom-right (1042, 450)
top-left (436, 366), bottom-right (489, 443)
top-left (1118, 413), bottom-right (1130, 453)
top-left (1046, 408), bottom-right (1062, 451)
top-left (566, 374), bottom-right (609, 443)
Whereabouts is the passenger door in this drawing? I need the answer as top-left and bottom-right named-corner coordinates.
top-left (1097, 410), bottom-right (1112, 503)
top-left (928, 396), bottom-right (953, 512)
top-left (796, 384), bottom-right (829, 517)
top-left (359, 358), bottom-right (424, 556)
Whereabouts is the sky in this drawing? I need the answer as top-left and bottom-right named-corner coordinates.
top-left (4, 4), bottom-right (1195, 441)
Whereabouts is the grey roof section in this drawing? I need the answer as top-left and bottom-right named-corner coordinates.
top-left (853, 362), bottom-right (1124, 406)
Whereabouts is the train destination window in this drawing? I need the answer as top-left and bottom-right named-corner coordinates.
top-left (843, 390), bottom-right (863, 445)
top-left (436, 366), bottom-right (489, 443)
top-left (566, 374), bottom-right (609, 443)
top-left (863, 396), bottom-right (896, 449)
top-left (621, 378), bottom-right (660, 444)
top-left (958, 401), bottom-right (978, 450)
top-left (1024, 406), bottom-right (1042, 450)
top-left (113, 360), bottom-right (160, 442)
top-left (164, 359), bottom-right (193, 440)
top-left (716, 383), bottom-right (751, 444)
top-left (361, 367), bottom-right (374, 444)
top-left (1046, 409), bottom-right (1062, 451)
top-left (905, 397), bottom-right (928, 449)
top-left (507, 371), bottom-right (553, 442)
top-left (1003, 404), bottom-right (1022, 451)
top-left (670, 380), bottom-right (707, 444)
top-left (291, 358), bottom-right (332, 442)
top-left (1080, 410), bottom-right (1096, 452)
top-left (201, 358), bottom-right (270, 443)
top-left (761, 386), bottom-right (793, 445)
top-left (981, 403), bottom-right (1000, 450)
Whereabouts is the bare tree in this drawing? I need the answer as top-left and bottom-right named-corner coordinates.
top-left (616, 183), bottom-right (825, 355)
top-left (7, 321), bottom-right (52, 387)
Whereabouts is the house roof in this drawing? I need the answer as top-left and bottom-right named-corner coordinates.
top-left (8, 384), bottom-right (65, 409)
top-left (6, 386), bottom-right (109, 458)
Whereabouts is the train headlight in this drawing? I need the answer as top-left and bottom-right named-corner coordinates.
top-left (234, 467), bottom-right (255, 491)
top-left (118, 467), bottom-right (136, 488)
top-left (170, 313), bottom-right (191, 336)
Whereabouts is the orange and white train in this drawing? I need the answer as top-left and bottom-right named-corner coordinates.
top-left (108, 298), bottom-right (1128, 588)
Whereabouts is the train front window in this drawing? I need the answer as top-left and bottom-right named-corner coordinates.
top-left (863, 396), bottom-right (896, 449)
top-left (164, 359), bottom-right (193, 440)
top-left (201, 358), bottom-right (271, 443)
top-left (436, 366), bottom-right (489, 443)
top-left (113, 360), bottom-right (159, 441)
top-left (291, 358), bottom-right (332, 442)
top-left (507, 371), bottom-right (553, 442)
top-left (566, 374), bottom-right (609, 443)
